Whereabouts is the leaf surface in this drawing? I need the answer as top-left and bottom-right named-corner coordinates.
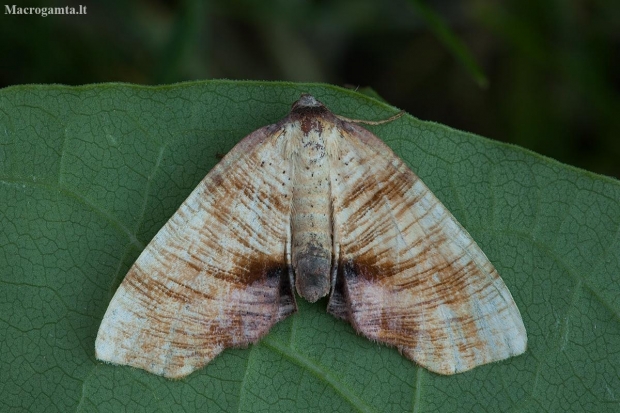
top-left (0, 81), bottom-right (618, 412)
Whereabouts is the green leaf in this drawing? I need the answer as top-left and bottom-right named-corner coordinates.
top-left (1, 81), bottom-right (618, 412)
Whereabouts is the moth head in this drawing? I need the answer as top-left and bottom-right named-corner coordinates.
top-left (292, 94), bottom-right (323, 110)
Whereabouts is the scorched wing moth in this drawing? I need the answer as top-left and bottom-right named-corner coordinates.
top-left (96, 94), bottom-right (527, 378)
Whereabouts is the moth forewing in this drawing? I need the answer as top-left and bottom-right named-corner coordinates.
top-left (96, 94), bottom-right (527, 378)
top-left (95, 125), bottom-right (298, 379)
top-left (327, 121), bottom-right (526, 374)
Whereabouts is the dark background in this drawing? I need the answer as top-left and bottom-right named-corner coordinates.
top-left (1, 0), bottom-right (618, 178)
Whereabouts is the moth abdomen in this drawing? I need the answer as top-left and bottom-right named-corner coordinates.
top-left (294, 242), bottom-right (331, 302)
top-left (290, 194), bottom-right (333, 301)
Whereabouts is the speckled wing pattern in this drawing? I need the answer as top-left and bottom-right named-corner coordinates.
top-left (95, 125), bottom-right (297, 379)
top-left (327, 122), bottom-right (527, 375)
top-left (96, 94), bottom-right (526, 379)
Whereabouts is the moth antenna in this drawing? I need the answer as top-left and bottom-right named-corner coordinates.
top-left (336, 110), bottom-right (405, 125)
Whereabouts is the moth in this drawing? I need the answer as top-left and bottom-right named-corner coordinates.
top-left (96, 94), bottom-right (527, 378)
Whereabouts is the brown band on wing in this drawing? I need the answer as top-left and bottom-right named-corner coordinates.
top-left (237, 257), bottom-right (291, 285)
top-left (326, 264), bottom-right (349, 320)
top-left (339, 176), bottom-right (421, 258)
top-left (124, 265), bottom-right (214, 305)
top-left (276, 264), bottom-right (297, 320)
top-left (328, 258), bottom-right (389, 323)
top-left (127, 253), bottom-right (293, 302)
top-left (238, 260), bottom-right (297, 321)
top-left (337, 255), bottom-right (398, 282)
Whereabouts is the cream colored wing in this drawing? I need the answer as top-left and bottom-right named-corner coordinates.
top-left (328, 122), bottom-right (527, 375)
top-left (96, 124), bottom-right (296, 379)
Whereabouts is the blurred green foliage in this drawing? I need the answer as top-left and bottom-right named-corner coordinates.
top-left (0, 0), bottom-right (618, 178)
